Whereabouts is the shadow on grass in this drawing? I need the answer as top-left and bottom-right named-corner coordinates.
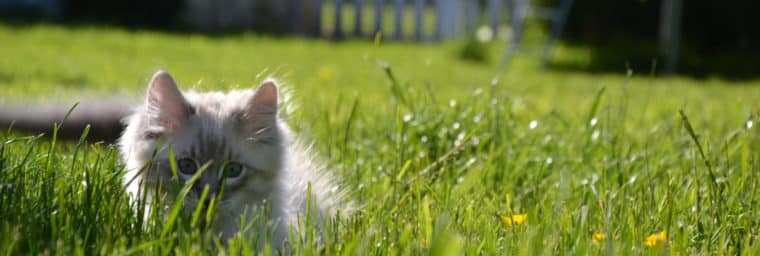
top-left (547, 39), bottom-right (760, 81)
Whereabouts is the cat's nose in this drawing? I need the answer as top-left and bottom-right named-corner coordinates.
top-left (193, 183), bottom-right (220, 195)
top-left (204, 191), bottom-right (219, 204)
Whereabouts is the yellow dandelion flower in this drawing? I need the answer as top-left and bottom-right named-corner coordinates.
top-left (421, 237), bottom-right (428, 246)
top-left (500, 214), bottom-right (527, 226)
top-left (317, 67), bottom-right (333, 81)
top-left (643, 236), bottom-right (658, 247)
top-left (656, 230), bottom-right (667, 240)
top-left (592, 232), bottom-right (606, 243)
top-left (644, 230), bottom-right (667, 247)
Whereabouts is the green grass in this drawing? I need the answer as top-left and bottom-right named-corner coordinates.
top-left (1, 24), bottom-right (760, 255)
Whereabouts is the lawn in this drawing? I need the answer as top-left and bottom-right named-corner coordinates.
top-left (0, 24), bottom-right (759, 255)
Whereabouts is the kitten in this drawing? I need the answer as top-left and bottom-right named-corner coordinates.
top-left (3, 70), bottom-right (345, 248)
top-left (121, 71), bottom-right (346, 247)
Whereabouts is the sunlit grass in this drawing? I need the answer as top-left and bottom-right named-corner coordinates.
top-left (1, 24), bottom-right (760, 254)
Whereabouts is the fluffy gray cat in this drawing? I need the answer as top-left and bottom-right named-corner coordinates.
top-left (3, 70), bottom-right (346, 249)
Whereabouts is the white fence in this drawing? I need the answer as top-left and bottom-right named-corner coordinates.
top-left (312, 0), bottom-right (506, 41)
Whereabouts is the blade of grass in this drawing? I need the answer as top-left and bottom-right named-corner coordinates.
top-left (679, 110), bottom-right (722, 201)
top-left (160, 160), bottom-right (213, 238)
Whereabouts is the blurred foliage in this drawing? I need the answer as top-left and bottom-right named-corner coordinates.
top-left (62, 0), bottom-right (184, 28)
top-left (2, 0), bottom-right (758, 78)
top-left (552, 0), bottom-right (759, 79)
top-left (458, 36), bottom-right (491, 64)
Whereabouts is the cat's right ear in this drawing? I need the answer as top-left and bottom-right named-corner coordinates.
top-left (145, 70), bottom-right (191, 130)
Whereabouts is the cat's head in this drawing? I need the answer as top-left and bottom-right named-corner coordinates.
top-left (120, 70), bottom-right (285, 212)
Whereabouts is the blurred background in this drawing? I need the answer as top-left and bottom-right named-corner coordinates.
top-left (1, 0), bottom-right (757, 79)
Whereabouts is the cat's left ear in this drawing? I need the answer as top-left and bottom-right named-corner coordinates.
top-left (145, 70), bottom-right (192, 130)
top-left (249, 79), bottom-right (278, 115)
top-left (239, 79), bottom-right (278, 136)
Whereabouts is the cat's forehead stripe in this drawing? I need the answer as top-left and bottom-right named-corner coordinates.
top-left (190, 127), bottom-right (232, 160)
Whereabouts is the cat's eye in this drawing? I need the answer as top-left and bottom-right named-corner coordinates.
top-left (224, 162), bottom-right (244, 178)
top-left (177, 158), bottom-right (198, 175)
